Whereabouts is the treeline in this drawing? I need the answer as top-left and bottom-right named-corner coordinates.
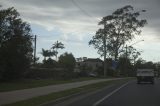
top-left (0, 7), bottom-right (77, 81)
top-left (0, 6), bottom-right (160, 82)
top-left (31, 51), bottom-right (77, 80)
top-left (80, 58), bottom-right (160, 77)
top-left (0, 7), bottom-right (33, 81)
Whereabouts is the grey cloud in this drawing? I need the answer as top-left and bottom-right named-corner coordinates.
top-left (1, 0), bottom-right (160, 37)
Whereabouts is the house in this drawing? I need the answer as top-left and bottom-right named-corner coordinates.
top-left (83, 58), bottom-right (103, 71)
top-left (75, 58), bottom-right (103, 72)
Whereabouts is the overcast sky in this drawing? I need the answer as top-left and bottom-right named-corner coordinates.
top-left (1, 0), bottom-right (160, 62)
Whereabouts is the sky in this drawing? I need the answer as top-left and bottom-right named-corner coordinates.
top-left (1, 0), bottom-right (160, 62)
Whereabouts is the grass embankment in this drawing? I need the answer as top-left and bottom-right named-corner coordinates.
top-left (3, 78), bottom-right (133, 106)
top-left (0, 77), bottom-right (101, 92)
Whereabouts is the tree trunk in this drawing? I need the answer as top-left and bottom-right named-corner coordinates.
top-left (114, 50), bottom-right (118, 61)
top-left (56, 48), bottom-right (58, 61)
top-left (103, 35), bottom-right (107, 77)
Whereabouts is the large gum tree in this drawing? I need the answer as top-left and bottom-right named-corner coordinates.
top-left (89, 5), bottom-right (147, 77)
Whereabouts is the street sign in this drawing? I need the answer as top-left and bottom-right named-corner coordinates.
top-left (112, 60), bottom-right (118, 70)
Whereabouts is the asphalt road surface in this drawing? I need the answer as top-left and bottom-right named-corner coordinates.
top-left (49, 78), bottom-right (160, 106)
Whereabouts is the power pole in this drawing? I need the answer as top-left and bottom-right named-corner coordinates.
top-left (125, 45), bottom-right (128, 76)
top-left (34, 35), bottom-right (37, 65)
top-left (103, 23), bottom-right (107, 77)
top-left (124, 40), bottom-right (144, 76)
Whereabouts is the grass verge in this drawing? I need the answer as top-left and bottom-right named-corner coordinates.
top-left (3, 78), bottom-right (133, 106)
top-left (0, 77), bottom-right (101, 92)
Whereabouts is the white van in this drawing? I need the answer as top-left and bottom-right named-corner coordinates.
top-left (136, 69), bottom-right (154, 84)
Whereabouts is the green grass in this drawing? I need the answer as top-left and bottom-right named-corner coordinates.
top-left (0, 77), bottom-right (100, 92)
top-left (3, 78), bottom-right (133, 106)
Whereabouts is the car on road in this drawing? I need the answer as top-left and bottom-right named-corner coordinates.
top-left (136, 69), bottom-right (155, 84)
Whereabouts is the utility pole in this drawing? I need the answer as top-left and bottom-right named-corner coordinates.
top-left (125, 40), bottom-right (144, 76)
top-left (103, 23), bottom-right (107, 77)
top-left (103, 35), bottom-right (107, 77)
top-left (34, 35), bottom-right (37, 65)
top-left (125, 45), bottom-right (128, 76)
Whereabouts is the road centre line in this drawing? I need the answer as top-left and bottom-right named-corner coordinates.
top-left (92, 81), bottom-right (131, 106)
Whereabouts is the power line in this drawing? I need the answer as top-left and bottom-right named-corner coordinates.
top-left (71, 0), bottom-right (101, 22)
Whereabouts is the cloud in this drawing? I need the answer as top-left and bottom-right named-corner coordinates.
top-left (1, 0), bottom-right (159, 38)
top-left (1, 0), bottom-right (160, 61)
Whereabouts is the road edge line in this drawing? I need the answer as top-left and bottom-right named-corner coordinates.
top-left (93, 81), bottom-right (131, 106)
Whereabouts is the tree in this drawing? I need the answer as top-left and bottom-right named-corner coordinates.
top-left (58, 52), bottom-right (76, 79)
top-left (125, 46), bottom-right (141, 65)
top-left (0, 7), bottom-right (33, 81)
top-left (135, 58), bottom-right (145, 67)
top-left (51, 41), bottom-right (65, 60)
top-left (89, 5), bottom-right (147, 76)
top-left (120, 46), bottom-right (141, 66)
top-left (118, 46), bottom-right (141, 76)
top-left (59, 52), bottom-right (76, 70)
top-left (41, 48), bottom-right (49, 61)
top-left (43, 58), bottom-right (57, 68)
top-left (41, 48), bottom-right (55, 61)
top-left (118, 56), bottom-right (132, 76)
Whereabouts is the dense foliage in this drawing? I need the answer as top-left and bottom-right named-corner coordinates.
top-left (0, 7), bottom-right (33, 81)
top-left (89, 5), bottom-right (147, 76)
top-left (59, 52), bottom-right (76, 70)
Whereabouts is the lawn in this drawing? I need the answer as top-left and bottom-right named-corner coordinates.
top-left (0, 77), bottom-right (101, 92)
top-left (3, 78), bottom-right (132, 106)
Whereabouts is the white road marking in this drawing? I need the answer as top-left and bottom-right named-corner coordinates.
top-left (93, 81), bottom-right (130, 106)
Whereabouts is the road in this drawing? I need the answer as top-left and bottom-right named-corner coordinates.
top-left (50, 78), bottom-right (160, 106)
